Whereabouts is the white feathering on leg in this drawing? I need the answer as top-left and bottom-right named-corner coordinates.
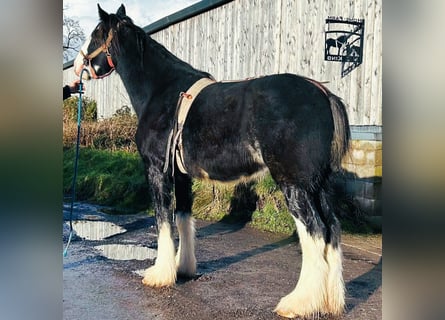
top-left (274, 218), bottom-right (329, 318)
top-left (325, 243), bottom-right (345, 315)
top-left (175, 213), bottom-right (197, 277)
top-left (142, 222), bottom-right (177, 287)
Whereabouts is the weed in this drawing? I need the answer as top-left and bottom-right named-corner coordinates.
top-left (63, 96), bottom-right (97, 122)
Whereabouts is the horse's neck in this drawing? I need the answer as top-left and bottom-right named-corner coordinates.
top-left (117, 36), bottom-right (204, 119)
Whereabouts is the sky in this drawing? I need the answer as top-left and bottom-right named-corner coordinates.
top-left (63, 0), bottom-right (201, 36)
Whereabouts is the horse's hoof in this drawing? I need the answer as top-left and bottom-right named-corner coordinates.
top-left (142, 265), bottom-right (176, 288)
top-left (274, 292), bottom-right (322, 319)
top-left (141, 276), bottom-right (174, 288)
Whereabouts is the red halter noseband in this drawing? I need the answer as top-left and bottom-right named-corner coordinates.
top-left (80, 29), bottom-right (115, 79)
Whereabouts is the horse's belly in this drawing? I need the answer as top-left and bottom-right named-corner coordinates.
top-left (195, 164), bottom-right (269, 184)
top-left (187, 144), bottom-right (268, 183)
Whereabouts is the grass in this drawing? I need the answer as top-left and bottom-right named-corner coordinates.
top-left (63, 147), bottom-right (151, 212)
top-left (190, 177), bottom-right (295, 234)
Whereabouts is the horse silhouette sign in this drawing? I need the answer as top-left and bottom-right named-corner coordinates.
top-left (325, 17), bottom-right (364, 77)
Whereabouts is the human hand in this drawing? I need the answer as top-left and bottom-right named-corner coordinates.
top-left (69, 79), bottom-right (86, 93)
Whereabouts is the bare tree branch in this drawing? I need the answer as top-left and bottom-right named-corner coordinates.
top-left (63, 15), bottom-right (85, 63)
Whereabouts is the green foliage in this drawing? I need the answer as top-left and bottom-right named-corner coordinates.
top-left (63, 148), bottom-right (151, 212)
top-left (63, 96), bottom-right (97, 122)
top-left (191, 180), bottom-right (234, 221)
top-left (113, 105), bottom-right (133, 118)
top-left (251, 177), bottom-right (295, 234)
top-left (250, 205), bottom-right (295, 235)
top-left (190, 176), bottom-right (296, 235)
top-left (255, 174), bottom-right (278, 195)
top-left (63, 103), bottom-right (138, 152)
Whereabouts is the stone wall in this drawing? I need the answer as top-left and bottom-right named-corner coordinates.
top-left (342, 140), bottom-right (382, 179)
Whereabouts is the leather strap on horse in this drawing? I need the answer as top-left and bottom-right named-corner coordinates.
top-left (303, 77), bottom-right (330, 97)
top-left (163, 77), bottom-right (216, 175)
top-left (81, 29), bottom-right (114, 62)
top-left (80, 29), bottom-right (115, 79)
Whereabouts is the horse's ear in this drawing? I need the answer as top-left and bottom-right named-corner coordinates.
top-left (97, 4), bottom-right (109, 22)
top-left (116, 4), bottom-right (126, 17)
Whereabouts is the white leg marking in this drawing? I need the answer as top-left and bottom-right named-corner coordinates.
top-left (275, 218), bottom-right (329, 318)
top-left (175, 213), bottom-right (197, 277)
top-left (325, 243), bottom-right (345, 315)
top-left (142, 222), bottom-right (177, 287)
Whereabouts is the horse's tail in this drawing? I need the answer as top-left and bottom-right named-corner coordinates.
top-left (303, 77), bottom-right (350, 171)
top-left (327, 93), bottom-right (350, 171)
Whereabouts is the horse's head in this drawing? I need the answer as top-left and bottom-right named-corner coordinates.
top-left (74, 4), bottom-right (139, 79)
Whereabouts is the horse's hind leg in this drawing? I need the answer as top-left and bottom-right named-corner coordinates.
top-left (274, 184), bottom-right (344, 318)
top-left (142, 167), bottom-right (177, 287)
top-left (320, 188), bottom-right (345, 315)
top-left (174, 173), bottom-right (196, 277)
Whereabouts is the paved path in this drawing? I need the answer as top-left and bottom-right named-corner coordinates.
top-left (63, 203), bottom-right (381, 319)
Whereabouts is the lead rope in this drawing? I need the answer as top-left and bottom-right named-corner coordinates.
top-left (63, 68), bottom-right (90, 257)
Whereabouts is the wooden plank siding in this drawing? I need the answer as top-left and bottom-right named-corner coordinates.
top-left (63, 0), bottom-right (382, 125)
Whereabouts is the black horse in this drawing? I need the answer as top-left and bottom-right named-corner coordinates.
top-left (75, 5), bottom-right (350, 318)
top-left (326, 35), bottom-right (348, 55)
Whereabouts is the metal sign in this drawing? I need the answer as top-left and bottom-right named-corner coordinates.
top-left (325, 17), bottom-right (365, 77)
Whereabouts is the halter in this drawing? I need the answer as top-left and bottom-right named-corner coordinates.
top-left (80, 29), bottom-right (115, 79)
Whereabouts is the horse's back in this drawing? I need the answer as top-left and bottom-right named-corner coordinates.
top-left (191, 73), bottom-right (333, 130)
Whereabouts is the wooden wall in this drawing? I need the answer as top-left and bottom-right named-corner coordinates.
top-left (63, 0), bottom-right (382, 125)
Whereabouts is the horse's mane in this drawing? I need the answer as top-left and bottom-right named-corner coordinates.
top-left (96, 12), bottom-right (210, 80)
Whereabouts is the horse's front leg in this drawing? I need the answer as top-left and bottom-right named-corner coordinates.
top-left (174, 172), bottom-right (196, 278)
top-left (142, 166), bottom-right (177, 287)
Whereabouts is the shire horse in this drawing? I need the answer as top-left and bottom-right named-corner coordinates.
top-left (75, 5), bottom-right (350, 318)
